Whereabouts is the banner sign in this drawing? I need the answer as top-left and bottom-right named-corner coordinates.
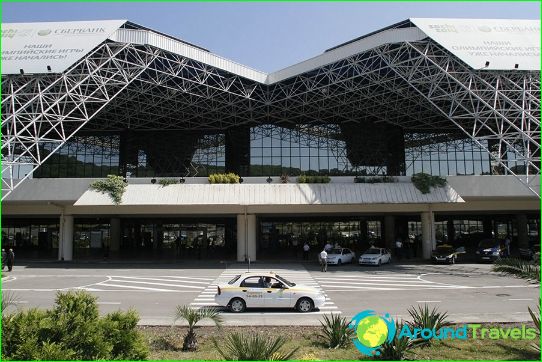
top-left (2, 20), bottom-right (126, 74)
top-left (411, 18), bottom-right (540, 71)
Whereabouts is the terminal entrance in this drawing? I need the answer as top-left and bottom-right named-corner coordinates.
top-left (118, 218), bottom-right (236, 260)
top-left (257, 217), bottom-right (383, 261)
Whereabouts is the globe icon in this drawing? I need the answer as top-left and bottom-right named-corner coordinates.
top-left (356, 315), bottom-right (389, 348)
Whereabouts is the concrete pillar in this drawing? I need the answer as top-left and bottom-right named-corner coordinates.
top-left (384, 215), bottom-right (395, 249)
top-left (61, 215), bottom-right (74, 261)
top-left (110, 218), bottom-right (121, 252)
top-left (421, 211), bottom-right (435, 259)
top-left (516, 214), bottom-right (529, 249)
top-left (482, 218), bottom-right (493, 238)
top-left (237, 214), bottom-right (257, 262)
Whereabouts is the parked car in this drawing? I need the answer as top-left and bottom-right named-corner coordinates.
top-left (475, 239), bottom-right (504, 262)
top-left (323, 248), bottom-right (356, 265)
top-left (431, 245), bottom-right (466, 264)
top-left (214, 272), bottom-right (326, 313)
top-left (358, 247), bottom-right (391, 266)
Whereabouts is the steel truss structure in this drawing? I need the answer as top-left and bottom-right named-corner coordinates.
top-left (2, 22), bottom-right (540, 200)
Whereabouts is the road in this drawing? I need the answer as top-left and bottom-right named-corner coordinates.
top-left (2, 261), bottom-right (539, 326)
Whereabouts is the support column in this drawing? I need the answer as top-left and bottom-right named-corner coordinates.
top-left (482, 218), bottom-right (493, 238)
top-left (237, 214), bottom-right (257, 262)
top-left (61, 215), bottom-right (74, 261)
top-left (516, 214), bottom-right (529, 250)
top-left (110, 218), bottom-right (121, 252)
top-left (421, 211), bottom-right (435, 259)
top-left (384, 215), bottom-right (395, 249)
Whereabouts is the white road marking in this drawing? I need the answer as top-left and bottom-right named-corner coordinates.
top-left (112, 276), bottom-right (210, 285)
top-left (104, 279), bottom-right (205, 289)
top-left (97, 302), bottom-right (121, 305)
top-left (13, 301), bottom-right (28, 304)
top-left (94, 283), bottom-right (174, 292)
top-left (416, 300), bottom-right (441, 303)
top-left (508, 298), bottom-right (534, 301)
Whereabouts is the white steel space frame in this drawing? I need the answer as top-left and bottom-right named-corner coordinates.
top-left (2, 35), bottom-right (540, 199)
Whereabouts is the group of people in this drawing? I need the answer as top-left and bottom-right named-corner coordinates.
top-left (2, 248), bottom-right (15, 272)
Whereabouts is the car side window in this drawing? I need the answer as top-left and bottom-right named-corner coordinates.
top-left (240, 276), bottom-right (262, 288)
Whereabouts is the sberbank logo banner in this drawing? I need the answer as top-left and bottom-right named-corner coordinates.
top-left (349, 310), bottom-right (538, 356)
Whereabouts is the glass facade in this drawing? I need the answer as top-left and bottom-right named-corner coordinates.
top-left (28, 126), bottom-right (531, 179)
top-left (405, 136), bottom-right (492, 176)
top-left (1, 219), bottom-right (59, 258)
top-left (250, 125), bottom-right (360, 176)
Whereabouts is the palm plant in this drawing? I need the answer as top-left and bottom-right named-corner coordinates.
top-left (528, 301), bottom-right (540, 352)
top-left (212, 332), bottom-right (299, 360)
top-left (376, 320), bottom-right (423, 360)
top-left (173, 306), bottom-right (222, 351)
top-left (317, 313), bottom-right (354, 348)
top-left (407, 304), bottom-right (451, 347)
top-left (493, 258), bottom-right (540, 282)
top-left (1, 291), bottom-right (17, 316)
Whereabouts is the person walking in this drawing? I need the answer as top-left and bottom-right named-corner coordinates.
top-left (395, 238), bottom-right (403, 261)
top-left (6, 248), bottom-right (15, 272)
top-left (303, 242), bottom-right (310, 260)
top-left (504, 235), bottom-right (511, 257)
top-left (319, 248), bottom-right (328, 272)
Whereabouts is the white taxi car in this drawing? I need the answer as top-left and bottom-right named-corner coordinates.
top-left (214, 272), bottom-right (326, 313)
top-left (358, 247), bottom-right (391, 266)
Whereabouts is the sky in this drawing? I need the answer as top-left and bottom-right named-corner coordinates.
top-left (2, 1), bottom-right (540, 72)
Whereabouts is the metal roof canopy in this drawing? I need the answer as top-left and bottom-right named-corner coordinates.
top-left (2, 18), bottom-right (540, 199)
top-left (74, 183), bottom-right (464, 206)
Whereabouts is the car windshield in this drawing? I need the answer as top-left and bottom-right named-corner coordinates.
top-left (436, 246), bottom-right (453, 252)
top-left (275, 274), bottom-right (295, 287)
top-left (364, 249), bottom-right (380, 255)
top-left (479, 239), bottom-right (498, 248)
top-left (228, 275), bottom-right (241, 285)
top-left (330, 248), bottom-right (342, 254)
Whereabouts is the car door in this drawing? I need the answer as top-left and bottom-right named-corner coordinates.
top-left (239, 276), bottom-right (265, 307)
top-left (263, 277), bottom-right (292, 308)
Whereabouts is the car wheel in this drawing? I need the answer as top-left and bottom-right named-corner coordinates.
top-left (229, 298), bottom-right (246, 313)
top-left (337, 259), bottom-right (342, 266)
top-left (296, 297), bottom-right (314, 313)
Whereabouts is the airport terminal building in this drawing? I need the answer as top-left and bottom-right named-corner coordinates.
top-left (2, 18), bottom-right (540, 262)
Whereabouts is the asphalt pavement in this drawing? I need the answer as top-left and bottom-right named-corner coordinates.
top-left (1, 261), bottom-right (539, 326)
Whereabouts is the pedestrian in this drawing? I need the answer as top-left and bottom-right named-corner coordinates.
top-left (6, 248), bottom-right (15, 272)
top-left (1, 249), bottom-right (6, 270)
top-left (325, 242), bottom-right (333, 252)
top-left (395, 237), bottom-right (403, 261)
top-left (319, 248), bottom-right (328, 272)
top-left (303, 242), bottom-right (310, 260)
top-left (504, 234), bottom-right (511, 257)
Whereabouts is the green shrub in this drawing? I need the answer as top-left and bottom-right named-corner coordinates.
top-left (101, 310), bottom-right (149, 359)
top-left (355, 176), bottom-right (397, 184)
top-left (297, 175), bottom-right (331, 183)
top-left (158, 178), bottom-right (179, 187)
top-left (212, 332), bottom-right (298, 360)
top-left (317, 313), bottom-right (354, 349)
top-left (411, 173), bottom-right (447, 194)
top-left (89, 175), bottom-right (127, 204)
top-left (528, 302), bottom-right (540, 352)
top-left (1, 291), bottom-right (148, 360)
top-left (208, 173), bottom-right (240, 184)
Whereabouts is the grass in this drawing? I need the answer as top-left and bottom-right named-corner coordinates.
top-left (140, 324), bottom-right (540, 360)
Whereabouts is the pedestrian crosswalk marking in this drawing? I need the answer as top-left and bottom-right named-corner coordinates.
top-left (77, 275), bottom-right (216, 292)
